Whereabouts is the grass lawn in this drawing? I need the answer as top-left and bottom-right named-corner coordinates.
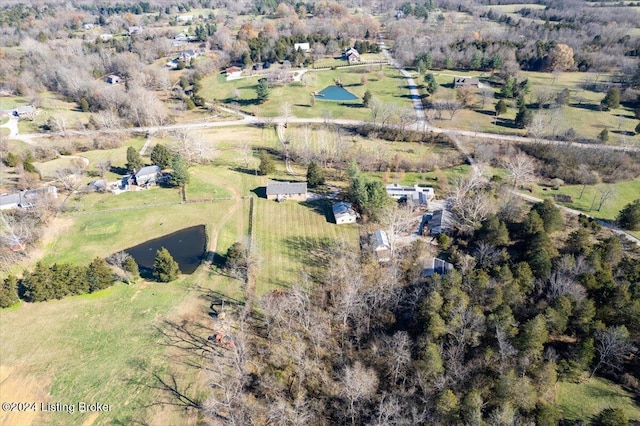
top-left (556, 378), bottom-right (640, 421)
top-left (253, 196), bottom-right (360, 295)
top-left (527, 179), bottom-right (640, 222)
top-left (200, 65), bottom-right (412, 120)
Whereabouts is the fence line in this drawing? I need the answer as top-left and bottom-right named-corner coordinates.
top-left (65, 197), bottom-right (234, 215)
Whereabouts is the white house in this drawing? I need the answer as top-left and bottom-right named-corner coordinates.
top-left (332, 201), bottom-right (357, 224)
top-left (294, 42), bottom-right (310, 52)
top-left (344, 47), bottom-right (361, 64)
top-left (386, 183), bottom-right (434, 205)
top-left (225, 66), bottom-right (243, 81)
top-left (105, 75), bottom-right (120, 84)
top-left (99, 33), bottom-right (113, 41)
top-left (177, 15), bottom-right (194, 22)
top-left (372, 230), bottom-right (392, 262)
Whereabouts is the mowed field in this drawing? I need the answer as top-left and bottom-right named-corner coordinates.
top-left (557, 378), bottom-right (640, 421)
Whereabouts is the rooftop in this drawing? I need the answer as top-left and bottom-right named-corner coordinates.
top-left (266, 182), bottom-right (307, 196)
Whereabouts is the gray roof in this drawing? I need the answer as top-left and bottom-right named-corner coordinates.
top-left (266, 182), bottom-right (307, 196)
top-left (135, 165), bottom-right (161, 177)
top-left (0, 193), bottom-right (21, 207)
top-left (14, 105), bottom-right (35, 114)
top-left (372, 230), bottom-right (390, 248)
top-left (332, 201), bottom-right (356, 219)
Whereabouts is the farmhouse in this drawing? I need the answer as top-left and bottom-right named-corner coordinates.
top-left (176, 15), bottom-right (194, 22)
top-left (179, 49), bottom-right (198, 63)
top-left (344, 47), bottom-right (361, 64)
top-left (294, 42), bottom-right (310, 52)
top-left (386, 183), bottom-right (434, 205)
top-left (266, 182), bottom-right (307, 202)
top-left (226, 66), bottom-right (243, 81)
top-left (105, 75), bottom-right (121, 84)
top-left (134, 165), bottom-right (161, 187)
top-left (426, 209), bottom-right (453, 236)
top-left (13, 105), bottom-right (36, 119)
top-left (453, 77), bottom-right (480, 88)
top-left (422, 258), bottom-right (454, 277)
top-left (371, 230), bottom-right (392, 262)
top-left (99, 33), bottom-right (113, 41)
top-left (332, 201), bottom-right (357, 224)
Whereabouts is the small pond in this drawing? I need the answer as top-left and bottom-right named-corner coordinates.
top-left (315, 85), bottom-right (359, 101)
top-left (125, 225), bottom-right (207, 276)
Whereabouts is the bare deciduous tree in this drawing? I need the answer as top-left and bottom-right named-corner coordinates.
top-left (341, 361), bottom-right (379, 425)
top-left (591, 326), bottom-right (634, 377)
top-left (503, 152), bottom-right (536, 189)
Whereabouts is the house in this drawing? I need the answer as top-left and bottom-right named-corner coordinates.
top-left (426, 209), bottom-right (453, 236)
top-left (266, 182), bottom-right (307, 201)
top-left (99, 33), bottom-right (113, 41)
top-left (178, 49), bottom-right (198, 63)
top-left (0, 193), bottom-right (21, 210)
top-left (344, 47), bottom-right (361, 64)
top-left (332, 201), bottom-right (357, 224)
top-left (422, 257), bottom-right (454, 277)
top-left (133, 165), bottom-right (161, 187)
top-left (128, 26), bottom-right (143, 35)
top-left (371, 230), bottom-right (392, 262)
top-left (386, 183), bottom-right (434, 205)
top-left (176, 15), bottom-right (194, 22)
top-left (83, 23), bottom-right (94, 30)
top-left (225, 66), bottom-right (243, 81)
top-left (13, 105), bottom-right (36, 119)
top-left (294, 42), bottom-right (310, 52)
top-left (0, 186), bottom-right (58, 210)
top-left (105, 75), bottom-right (120, 84)
top-left (453, 77), bottom-right (480, 88)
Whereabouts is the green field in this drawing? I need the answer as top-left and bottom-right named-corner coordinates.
top-left (557, 378), bottom-right (640, 421)
top-left (528, 179), bottom-right (640, 222)
top-left (200, 65), bottom-right (412, 120)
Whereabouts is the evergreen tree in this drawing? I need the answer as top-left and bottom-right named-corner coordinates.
top-left (123, 257), bottom-right (140, 283)
top-left (0, 275), bottom-right (20, 308)
top-left (362, 89), bottom-right (372, 107)
top-left (514, 106), bottom-right (533, 129)
top-left (501, 76), bottom-right (516, 98)
top-left (600, 87), bottom-right (621, 110)
top-left (126, 146), bottom-right (143, 172)
top-left (599, 128), bottom-right (609, 142)
top-left (21, 262), bottom-right (52, 302)
top-left (617, 199), bottom-right (640, 230)
top-left (635, 121), bottom-right (640, 135)
top-left (150, 144), bottom-right (172, 169)
top-left (306, 160), bottom-right (325, 187)
top-left (168, 154), bottom-right (190, 187)
top-left (153, 248), bottom-right (180, 282)
top-left (532, 199), bottom-right (563, 233)
top-left (23, 154), bottom-right (37, 174)
top-left (526, 231), bottom-right (555, 279)
top-left (258, 150), bottom-right (275, 175)
top-left (80, 98), bottom-right (90, 112)
top-left (593, 407), bottom-right (629, 426)
top-left (256, 78), bottom-right (270, 103)
top-left (495, 99), bottom-right (507, 116)
top-left (424, 73), bottom-right (438, 95)
top-left (4, 152), bottom-right (19, 167)
top-left (87, 257), bottom-right (114, 292)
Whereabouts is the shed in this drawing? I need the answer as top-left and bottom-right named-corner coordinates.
top-left (453, 77), bottom-right (480, 87)
top-left (294, 42), bottom-right (310, 52)
top-left (0, 193), bottom-right (21, 210)
top-left (372, 230), bottom-right (392, 262)
top-left (105, 75), bottom-right (120, 84)
top-left (133, 165), bottom-right (161, 186)
top-left (423, 257), bottom-right (454, 277)
top-left (226, 66), bottom-right (243, 81)
top-left (332, 201), bottom-right (357, 224)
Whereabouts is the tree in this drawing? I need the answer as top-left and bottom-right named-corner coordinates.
top-left (515, 106), bottom-right (533, 129)
top-left (226, 241), bottom-right (249, 280)
top-left (424, 73), bottom-right (438, 95)
top-left (495, 99), bottom-right (507, 118)
top-left (547, 43), bottom-right (574, 71)
top-left (592, 408), bottom-right (629, 426)
top-left (362, 89), bottom-right (372, 107)
top-left (168, 154), bottom-right (189, 187)
top-left (256, 78), bottom-right (269, 104)
top-left (258, 150), bottom-right (275, 175)
top-left (123, 257), bottom-right (140, 283)
top-left (340, 362), bottom-right (379, 425)
top-left (306, 160), bottom-right (325, 187)
top-left (601, 87), bottom-right (621, 110)
top-left (80, 97), bottom-right (89, 112)
top-left (126, 146), bottom-right (143, 172)
top-left (153, 247), bottom-right (180, 282)
top-left (532, 199), bottom-right (563, 233)
top-left (617, 199), bottom-right (640, 230)
top-left (504, 152), bottom-right (535, 189)
top-left (635, 121), bottom-right (640, 135)
top-left (0, 275), bottom-right (19, 308)
top-left (591, 326), bottom-right (633, 377)
top-left (456, 86), bottom-right (475, 108)
top-left (599, 128), bottom-right (609, 142)
top-left (150, 144), bottom-right (172, 169)
top-left (86, 257), bottom-right (113, 292)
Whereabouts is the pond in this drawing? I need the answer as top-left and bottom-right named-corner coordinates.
top-left (315, 85), bottom-right (359, 102)
top-left (125, 225), bottom-right (207, 276)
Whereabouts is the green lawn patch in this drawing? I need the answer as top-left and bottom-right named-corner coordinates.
top-left (556, 378), bottom-right (640, 421)
top-left (527, 179), bottom-right (640, 222)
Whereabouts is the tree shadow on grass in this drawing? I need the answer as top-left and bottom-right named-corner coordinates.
top-left (110, 165), bottom-right (130, 176)
top-left (221, 97), bottom-right (260, 107)
top-left (495, 117), bottom-right (519, 129)
top-left (232, 166), bottom-right (260, 176)
top-left (612, 130), bottom-right (636, 137)
top-left (569, 102), bottom-right (601, 111)
top-left (300, 198), bottom-right (333, 222)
